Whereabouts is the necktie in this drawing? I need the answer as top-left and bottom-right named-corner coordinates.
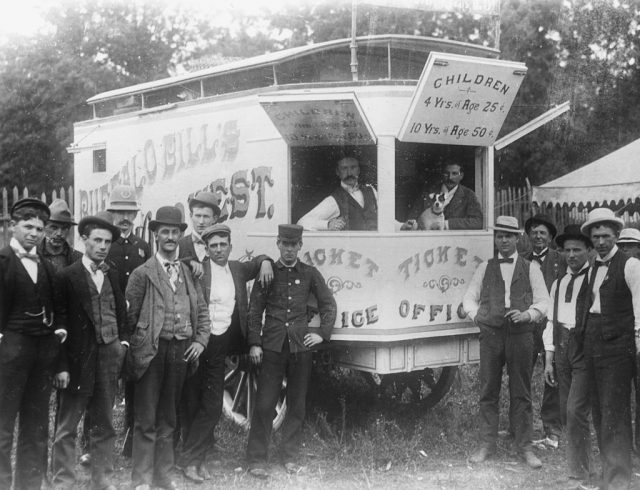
top-left (587, 260), bottom-right (609, 305)
top-left (532, 250), bottom-right (547, 265)
top-left (564, 268), bottom-right (588, 302)
top-left (165, 261), bottom-right (180, 291)
top-left (497, 257), bottom-right (514, 264)
top-left (14, 250), bottom-right (39, 263)
top-left (89, 262), bottom-right (110, 273)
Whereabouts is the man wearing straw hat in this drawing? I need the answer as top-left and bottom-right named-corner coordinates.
top-left (126, 206), bottom-right (210, 490)
top-left (463, 216), bottom-right (549, 469)
top-left (37, 198), bottom-right (82, 273)
top-left (577, 208), bottom-right (640, 489)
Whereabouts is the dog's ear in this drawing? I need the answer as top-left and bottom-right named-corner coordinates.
top-left (428, 193), bottom-right (435, 200)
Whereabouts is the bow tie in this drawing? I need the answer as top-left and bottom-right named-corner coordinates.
top-left (532, 250), bottom-right (547, 264)
top-left (497, 257), bottom-right (514, 264)
top-left (164, 260), bottom-right (180, 269)
top-left (90, 262), bottom-right (109, 273)
top-left (13, 249), bottom-right (39, 263)
top-left (595, 259), bottom-right (611, 268)
top-left (564, 267), bottom-right (588, 302)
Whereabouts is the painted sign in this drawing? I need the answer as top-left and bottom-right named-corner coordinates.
top-left (397, 52), bottom-right (527, 146)
top-left (259, 93), bottom-right (377, 147)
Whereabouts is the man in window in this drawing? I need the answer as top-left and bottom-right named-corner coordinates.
top-left (402, 159), bottom-right (483, 230)
top-left (297, 156), bottom-right (377, 231)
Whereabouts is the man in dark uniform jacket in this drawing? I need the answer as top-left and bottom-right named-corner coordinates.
top-left (523, 214), bottom-right (566, 446)
top-left (51, 211), bottom-right (130, 490)
top-left (246, 224), bottom-right (337, 478)
top-left (0, 198), bottom-right (65, 490)
top-left (576, 208), bottom-right (640, 490)
top-left (403, 159), bottom-right (483, 230)
top-left (297, 157), bottom-right (377, 231)
top-left (37, 199), bottom-right (82, 273)
top-left (106, 184), bottom-right (150, 458)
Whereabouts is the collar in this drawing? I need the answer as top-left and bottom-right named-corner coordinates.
top-left (210, 261), bottom-right (230, 273)
top-left (82, 255), bottom-right (103, 274)
top-left (10, 237), bottom-right (32, 255)
top-left (341, 181), bottom-right (360, 194)
top-left (568, 261), bottom-right (590, 275)
top-left (155, 251), bottom-right (179, 266)
top-left (277, 259), bottom-right (299, 270)
top-left (192, 231), bottom-right (205, 245)
top-left (532, 247), bottom-right (549, 257)
top-left (498, 251), bottom-right (518, 261)
top-left (597, 245), bottom-right (618, 263)
top-left (440, 183), bottom-right (458, 197)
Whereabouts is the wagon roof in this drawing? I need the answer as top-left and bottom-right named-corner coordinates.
top-left (86, 34), bottom-right (498, 104)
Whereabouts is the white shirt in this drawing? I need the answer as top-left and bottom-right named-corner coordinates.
top-left (463, 251), bottom-right (549, 323)
top-left (10, 237), bottom-right (38, 283)
top-left (440, 184), bottom-right (457, 207)
top-left (209, 262), bottom-right (236, 336)
top-left (297, 182), bottom-right (378, 231)
top-left (192, 232), bottom-right (207, 262)
top-left (82, 255), bottom-right (104, 292)
top-left (588, 245), bottom-right (640, 330)
top-left (542, 262), bottom-right (589, 351)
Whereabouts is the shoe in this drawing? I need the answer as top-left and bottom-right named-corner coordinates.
top-left (468, 445), bottom-right (495, 463)
top-left (249, 467), bottom-right (270, 479)
top-left (545, 434), bottom-right (559, 449)
top-left (182, 465), bottom-right (204, 483)
top-left (198, 464), bottom-right (212, 480)
top-left (153, 479), bottom-right (181, 490)
top-left (79, 452), bottom-right (91, 466)
top-left (283, 462), bottom-right (303, 474)
top-left (521, 450), bottom-right (542, 469)
top-left (133, 485), bottom-right (151, 490)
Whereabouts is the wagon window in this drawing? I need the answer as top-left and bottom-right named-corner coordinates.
top-left (395, 142), bottom-right (485, 231)
top-left (292, 145), bottom-right (378, 232)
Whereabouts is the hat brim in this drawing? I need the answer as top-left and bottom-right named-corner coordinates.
top-left (78, 217), bottom-right (121, 241)
top-left (556, 234), bottom-right (593, 249)
top-left (48, 218), bottom-right (77, 226)
top-left (617, 238), bottom-right (640, 245)
top-left (493, 225), bottom-right (522, 235)
top-left (149, 220), bottom-right (188, 232)
top-left (580, 217), bottom-right (625, 235)
top-left (107, 204), bottom-right (140, 212)
top-left (188, 199), bottom-right (221, 216)
top-left (524, 217), bottom-right (557, 238)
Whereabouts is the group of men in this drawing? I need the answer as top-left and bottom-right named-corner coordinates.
top-left (0, 188), bottom-right (336, 490)
top-left (464, 209), bottom-right (640, 490)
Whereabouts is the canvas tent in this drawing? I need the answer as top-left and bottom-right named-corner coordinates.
top-left (532, 137), bottom-right (640, 213)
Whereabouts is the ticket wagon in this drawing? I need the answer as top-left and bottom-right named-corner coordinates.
top-left (71, 35), bottom-right (530, 427)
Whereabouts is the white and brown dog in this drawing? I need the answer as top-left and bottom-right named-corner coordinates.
top-left (402, 193), bottom-right (446, 230)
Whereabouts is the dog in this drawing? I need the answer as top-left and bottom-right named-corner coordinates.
top-left (400, 192), bottom-right (447, 231)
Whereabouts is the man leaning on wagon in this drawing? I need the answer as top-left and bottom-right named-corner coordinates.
top-left (463, 215), bottom-right (549, 469)
top-left (576, 208), bottom-right (640, 490)
top-left (126, 206), bottom-right (210, 490)
top-left (0, 198), bottom-right (65, 490)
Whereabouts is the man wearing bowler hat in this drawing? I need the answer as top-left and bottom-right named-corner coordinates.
top-left (178, 224), bottom-right (273, 482)
top-left (37, 199), bottom-right (82, 273)
top-left (523, 213), bottom-right (566, 447)
top-left (542, 225), bottom-right (594, 488)
top-left (576, 208), bottom-right (640, 490)
top-left (0, 198), bottom-right (65, 490)
top-left (126, 206), bottom-right (210, 490)
top-left (51, 211), bottom-right (129, 490)
top-left (106, 184), bottom-right (150, 459)
top-left (246, 224), bottom-right (336, 478)
top-left (463, 216), bottom-right (549, 469)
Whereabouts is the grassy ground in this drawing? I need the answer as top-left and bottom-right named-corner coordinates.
top-left (43, 362), bottom-right (640, 489)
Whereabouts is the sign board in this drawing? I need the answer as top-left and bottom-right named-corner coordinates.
top-left (398, 52), bottom-right (527, 146)
top-left (259, 93), bottom-right (377, 147)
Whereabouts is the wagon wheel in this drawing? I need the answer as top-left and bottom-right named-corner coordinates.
top-left (222, 354), bottom-right (287, 430)
top-left (366, 366), bottom-right (458, 409)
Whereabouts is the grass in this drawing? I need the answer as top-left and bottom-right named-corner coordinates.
top-left (34, 359), bottom-right (640, 489)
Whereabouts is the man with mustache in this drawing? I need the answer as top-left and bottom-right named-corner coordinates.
top-left (37, 199), bottom-right (82, 273)
top-left (297, 156), bottom-right (378, 231)
top-left (126, 206), bottom-right (210, 490)
top-left (106, 184), bottom-right (150, 459)
top-left (402, 159), bottom-right (483, 230)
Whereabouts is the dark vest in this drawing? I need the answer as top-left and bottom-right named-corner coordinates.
top-left (576, 250), bottom-right (633, 341)
top-left (157, 262), bottom-right (192, 340)
top-left (85, 269), bottom-right (119, 344)
top-left (331, 185), bottom-right (377, 231)
top-left (6, 260), bottom-right (56, 335)
top-left (476, 256), bottom-right (534, 332)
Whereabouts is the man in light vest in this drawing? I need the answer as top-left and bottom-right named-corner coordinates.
top-left (463, 216), bottom-right (549, 469)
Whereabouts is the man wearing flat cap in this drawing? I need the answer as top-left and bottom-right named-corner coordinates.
top-left (106, 184), bottom-right (150, 458)
top-left (126, 206), bottom-right (211, 490)
top-left (51, 211), bottom-right (129, 490)
top-left (37, 199), bottom-right (82, 273)
top-left (575, 208), bottom-right (640, 490)
top-left (0, 198), bottom-right (65, 490)
top-left (246, 224), bottom-right (336, 478)
top-left (523, 213), bottom-right (566, 447)
top-left (178, 224), bottom-right (273, 482)
top-left (541, 225), bottom-right (593, 488)
top-left (463, 216), bottom-right (549, 469)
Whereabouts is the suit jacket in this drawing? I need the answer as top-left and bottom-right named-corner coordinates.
top-left (410, 184), bottom-right (483, 230)
top-left (125, 257), bottom-right (211, 381)
top-left (523, 248), bottom-right (567, 293)
top-left (0, 245), bottom-right (58, 334)
top-left (204, 256), bottom-right (269, 340)
top-left (55, 260), bottom-right (129, 393)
